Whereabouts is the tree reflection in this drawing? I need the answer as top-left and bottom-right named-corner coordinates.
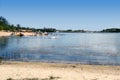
top-left (0, 37), bottom-right (9, 50)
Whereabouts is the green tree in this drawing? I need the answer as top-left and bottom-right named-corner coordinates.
top-left (16, 24), bottom-right (21, 31)
top-left (0, 16), bottom-right (9, 30)
top-left (0, 25), bottom-right (3, 30)
top-left (0, 16), bottom-right (9, 27)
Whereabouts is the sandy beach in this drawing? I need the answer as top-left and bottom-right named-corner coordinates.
top-left (0, 31), bottom-right (12, 37)
top-left (0, 31), bottom-right (35, 37)
top-left (0, 61), bottom-right (120, 80)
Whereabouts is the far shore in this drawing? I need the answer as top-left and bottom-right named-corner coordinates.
top-left (0, 61), bottom-right (120, 80)
top-left (0, 31), bottom-right (12, 37)
top-left (0, 31), bottom-right (35, 37)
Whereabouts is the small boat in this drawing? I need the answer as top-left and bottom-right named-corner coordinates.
top-left (51, 36), bottom-right (57, 39)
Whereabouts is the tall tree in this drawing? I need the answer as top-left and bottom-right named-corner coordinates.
top-left (0, 16), bottom-right (9, 25)
top-left (0, 16), bottom-right (9, 30)
top-left (16, 24), bottom-right (21, 31)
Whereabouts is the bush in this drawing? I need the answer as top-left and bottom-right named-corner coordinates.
top-left (6, 78), bottom-right (13, 80)
top-left (0, 56), bottom-right (2, 63)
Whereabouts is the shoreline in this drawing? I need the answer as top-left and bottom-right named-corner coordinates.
top-left (3, 60), bottom-right (120, 66)
top-left (0, 61), bottom-right (120, 80)
top-left (2, 60), bottom-right (120, 67)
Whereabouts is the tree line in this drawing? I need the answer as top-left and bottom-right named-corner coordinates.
top-left (1, 16), bottom-right (120, 33)
top-left (101, 28), bottom-right (120, 32)
top-left (0, 16), bottom-right (56, 32)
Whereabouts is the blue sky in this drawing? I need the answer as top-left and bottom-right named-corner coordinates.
top-left (0, 0), bottom-right (120, 30)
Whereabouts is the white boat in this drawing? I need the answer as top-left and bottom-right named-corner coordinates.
top-left (51, 36), bottom-right (57, 39)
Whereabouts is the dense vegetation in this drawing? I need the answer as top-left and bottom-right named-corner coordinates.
top-left (0, 16), bottom-right (56, 32)
top-left (1, 16), bottom-right (120, 33)
top-left (101, 28), bottom-right (120, 32)
top-left (0, 16), bottom-right (86, 33)
top-left (59, 29), bottom-right (85, 32)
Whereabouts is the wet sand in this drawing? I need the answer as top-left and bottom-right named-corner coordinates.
top-left (0, 61), bottom-right (120, 80)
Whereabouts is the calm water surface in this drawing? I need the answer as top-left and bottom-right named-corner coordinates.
top-left (0, 33), bottom-right (120, 65)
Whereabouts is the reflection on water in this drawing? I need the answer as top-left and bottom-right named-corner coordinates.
top-left (0, 33), bottom-right (120, 65)
top-left (0, 37), bottom-right (9, 50)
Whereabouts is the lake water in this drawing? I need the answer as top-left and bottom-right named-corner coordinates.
top-left (0, 33), bottom-right (120, 65)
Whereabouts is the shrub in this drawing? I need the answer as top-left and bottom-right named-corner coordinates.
top-left (6, 78), bottom-right (13, 80)
top-left (0, 56), bottom-right (2, 63)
